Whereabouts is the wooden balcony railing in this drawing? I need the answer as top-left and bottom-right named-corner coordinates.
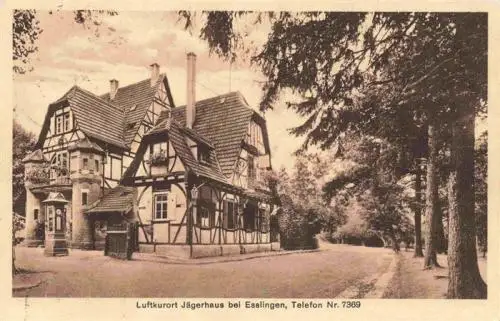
top-left (50, 176), bottom-right (72, 185)
top-left (26, 166), bottom-right (71, 186)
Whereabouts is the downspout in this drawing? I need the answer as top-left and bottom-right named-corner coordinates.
top-left (218, 197), bottom-right (222, 246)
top-left (185, 170), bottom-right (193, 259)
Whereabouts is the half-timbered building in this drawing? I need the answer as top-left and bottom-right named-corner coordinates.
top-left (22, 53), bottom-right (277, 258)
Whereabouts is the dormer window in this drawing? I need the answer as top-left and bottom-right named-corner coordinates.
top-left (198, 146), bottom-right (210, 164)
top-left (130, 104), bottom-right (137, 111)
top-left (56, 115), bottom-right (63, 134)
top-left (64, 113), bottom-right (70, 131)
top-left (126, 122), bottom-right (136, 130)
top-left (55, 111), bottom-right (72, 135)
top-left (150, 142), bottom-right (167, 165)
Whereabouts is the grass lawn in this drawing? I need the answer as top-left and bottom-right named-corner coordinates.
top-left (383, 250), bottom-right (487, 299)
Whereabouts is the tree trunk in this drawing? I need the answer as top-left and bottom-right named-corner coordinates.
top-left (414, 157), bottom-right (424, 257)
top-left (423, 123), bottom-right (441, 268)
top-left (447, 107), bottom-right (486, 299)
top-left (389, 233), bottom-right (400, 253)
top-left (436, 209), bottom-right (447, 254)
top-left (374, 231), bottom-right (387, 247)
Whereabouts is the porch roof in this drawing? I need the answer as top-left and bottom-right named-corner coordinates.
top-left (85, 186), bottom-right (135, 214)
top-left (22, 149), bottom-right (47, 163)
top-left (68, 137), bottom-right (105, 154)
top-left (196, 175), bottom-right (275, 203)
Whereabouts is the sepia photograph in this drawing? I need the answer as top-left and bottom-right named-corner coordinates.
top-left (10, 8), bottom-right (490, 306)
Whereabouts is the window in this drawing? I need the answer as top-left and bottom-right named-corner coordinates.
top-left (63, 113), bottom-right (71, 132)
top-left (59, 152), bottom-right (68, 171)
top-left (82, 192), bottom-right (88, 205)
top-left (223, 200), bottom-right (237, 229)
top-left (51, 151), bottom-right (68, 177)
top-left (34, 209), bottom-right (39, 221)
top-left (56, 116), bottom-right (63, 134)
top-left (94, 160), bottom-right (99, 173)
top-left (83, 158), bottom-right (89, 170)
top-left (152, 142), bottom-right (167, 155)
top-left (197, 200), bottom-right (215, 228)
top-left (47, 206), bottom-right (54, 232)
top-left (247, 156), bottom-right (256, 181)
top-left (55, 112), bottom-right (71, 134)
top-left (154, 193), bottom-right (168, 220)
top-left (258, 208), bottom-right (267, 232)
top-left (243, 204), bottom-right (257, 231)
top-left (126, 122), bottom-right (136, 130)
top-left (150, 142), bottom-right (168, 165)
top-left (198, 147), bottom-right (210, 164)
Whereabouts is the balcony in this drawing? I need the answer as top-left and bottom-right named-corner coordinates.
top-left (50, 176), bottom-right (72, 185)
top-left (26, 165), bottom-right (72, 192)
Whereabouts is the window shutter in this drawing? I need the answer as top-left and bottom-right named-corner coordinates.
top-left (222, 200), bottom-right (228, 229)
top-left (167, 193), bottom-right (176, 217)
top-left (50, 116), bottom-right (54, 135)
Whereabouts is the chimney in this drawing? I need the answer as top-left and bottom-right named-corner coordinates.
top-left (186, 52), bottom-right (196, 129)
top-left (150, 63), bottom-right (160, 87)
top-left (109, 79), bottom-right (119, 100)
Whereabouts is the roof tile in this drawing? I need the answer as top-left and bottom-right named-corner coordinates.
top-left (86, 186), bottom-right (135, 213)
top-left (170, 91), bottom-right (254, 178)
top-left (100, 75), bottom-right (169, 146)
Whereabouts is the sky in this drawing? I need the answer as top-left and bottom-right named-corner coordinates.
top-left (13, 11), bottom-right (306, 171)
top-left (13, 10), bottom-right (487, 172)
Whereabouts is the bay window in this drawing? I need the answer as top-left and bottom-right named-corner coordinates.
top-left (51, 151), bottom-right (68, 178)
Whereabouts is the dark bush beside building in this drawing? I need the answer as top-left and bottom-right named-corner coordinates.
top-left (277, 197), bottom-right (319, 250)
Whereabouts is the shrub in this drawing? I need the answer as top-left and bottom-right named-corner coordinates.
top-left (277, 195), bottom-right (318, 250)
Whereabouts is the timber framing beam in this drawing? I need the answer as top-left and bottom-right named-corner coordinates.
top-left (123, 171), bottom-right (185, 186)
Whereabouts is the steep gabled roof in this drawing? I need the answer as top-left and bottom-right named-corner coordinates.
top-left (37, 74), bottom-right (176, 151)
top-left (100, 74), bottom-right (175, 146)
top-left (85, 186), bottom-right (135, 214)
top-left (36, 86), bottom-right (128, 150)
top-left (171, 91), bottom-right (255, 177)
top-left (136, 117), bottom-right (227, 184)
top-left (122, 91), bottom-right (274, 193)
top-left (68, 86), bottom-right (128, 149)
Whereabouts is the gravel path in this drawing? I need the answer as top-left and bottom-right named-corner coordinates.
top-left (13, 245), bottom-right (393, 298)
